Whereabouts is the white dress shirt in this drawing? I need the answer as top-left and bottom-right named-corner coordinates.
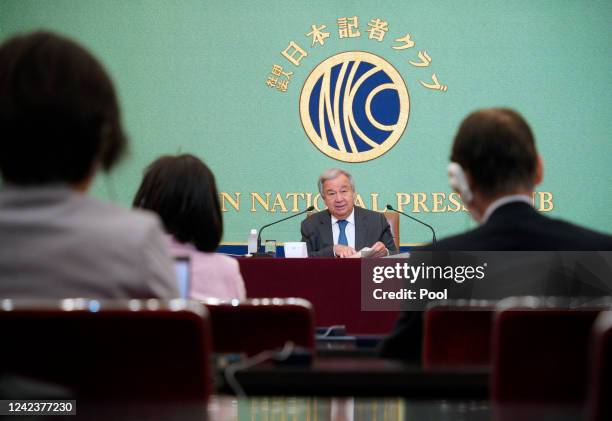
top-left (331, 208), bottom-right (356, 249)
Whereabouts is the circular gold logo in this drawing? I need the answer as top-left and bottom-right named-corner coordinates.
top-left (299, 51), bottom-right (410, 163)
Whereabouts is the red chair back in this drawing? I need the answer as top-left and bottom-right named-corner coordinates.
top-left (587, 310), bottom-right (612, 421)
top-left (423, 302), bottom-right (494, 368)
top-left (0, 299), bottom-right (212, 404)
top-left (203, 298), bottom-right (315, 355)
top-left (492, 301), bottom-right (600, 405)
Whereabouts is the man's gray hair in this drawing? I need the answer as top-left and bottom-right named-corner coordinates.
top-left (318, 168), bottom-right (355, 195)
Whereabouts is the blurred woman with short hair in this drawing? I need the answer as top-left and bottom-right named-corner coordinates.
top-left (134, 154), bottom-right (246, 300)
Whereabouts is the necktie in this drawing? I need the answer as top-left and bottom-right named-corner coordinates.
top-left (337, 220), bottom-right (348, 246)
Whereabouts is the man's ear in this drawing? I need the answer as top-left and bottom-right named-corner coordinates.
top-left (448, 162), bottom-right (474, 203)
top-left (462, 168), bottom-right (477, 202)
top-left (534, 155), bottom-right (544, 186)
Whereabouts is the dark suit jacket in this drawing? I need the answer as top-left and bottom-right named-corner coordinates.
top-left (379, 201), bottom-right (612, 361)
top-left (300, 206), bottom-right (397, 257)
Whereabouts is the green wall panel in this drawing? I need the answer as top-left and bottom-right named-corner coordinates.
top-left (2, 0), bottom-right (611, 244)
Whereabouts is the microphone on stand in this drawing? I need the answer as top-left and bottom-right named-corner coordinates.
top-left (386, 204), bottom-right (437, 248)
top-left (254, 205), bottom-right (316, 256)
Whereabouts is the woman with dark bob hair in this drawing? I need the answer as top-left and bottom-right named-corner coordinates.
top-left (134, 154), bottom-right (246, 300)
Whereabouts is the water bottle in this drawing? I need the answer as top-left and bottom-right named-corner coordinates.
top-left (247, 229), bottom-right (258, 254)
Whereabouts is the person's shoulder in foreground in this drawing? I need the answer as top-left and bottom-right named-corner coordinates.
top-left (0, 31), bottom-right (177, 299)
top-left (77, 194), bottom-right (179, 298)
top-left (0, 185), bottom-right (177, 298)
top-left (434, 201), bottom-right (612, 251)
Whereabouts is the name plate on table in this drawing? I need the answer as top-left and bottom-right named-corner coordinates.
top-left (284, 242), bottom-right (308, 258)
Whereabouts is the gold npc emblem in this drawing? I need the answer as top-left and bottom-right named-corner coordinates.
top-left (299, 51), bottom-right (410, 162)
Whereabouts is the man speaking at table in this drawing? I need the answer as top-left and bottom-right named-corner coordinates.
top-left (301, 168), bottom-right (397, 258)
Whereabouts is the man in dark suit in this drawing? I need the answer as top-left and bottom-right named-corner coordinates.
top-left (301, 168), bottom-right (397, 257)
top-left (379, 108), bottom-right (612, 360)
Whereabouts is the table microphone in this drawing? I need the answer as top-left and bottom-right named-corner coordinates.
top-left (386, 204), bottom-right (437, 248)
top-left (255, 205), bottom-right (315, 255)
